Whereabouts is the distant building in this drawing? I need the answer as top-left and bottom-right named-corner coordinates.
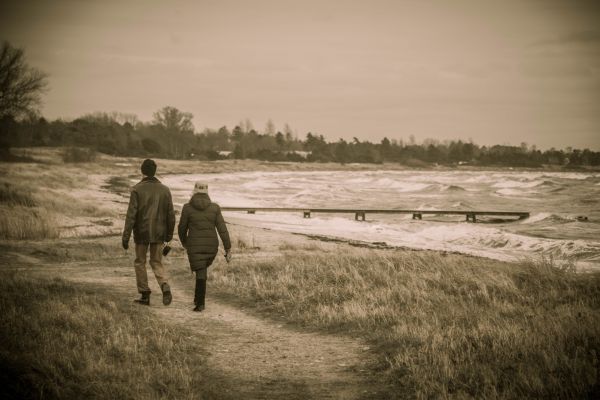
top-left (284, 150), bottom-right (311, 159)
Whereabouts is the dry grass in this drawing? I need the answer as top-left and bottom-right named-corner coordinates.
top-left (0, 182), bottom-right (59, 239)
top-left (211, 248), bottom-right (600, 399)
top-left (0, 206), bottom-right (59, 240)
top-left (0, 181), bottom-right (37, 207)
top-left (0, 164), bottom-right (116, 240)
top-left (0, 274), bottom-right (234, 400)
top-left (233, 235), bottom-right (260, 252)
top-left (278, 241), bottom-right (323, 252)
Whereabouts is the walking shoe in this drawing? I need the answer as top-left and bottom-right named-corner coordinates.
top-left (134, 291), bottom-right (150, 306)
top-left (193, 305), bottom-right (205, 312)
top-left (161, 283), bottom-right (172, 306)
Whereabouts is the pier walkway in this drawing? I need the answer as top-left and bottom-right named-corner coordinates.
top-left (221, 207), bottom-right (530, 223)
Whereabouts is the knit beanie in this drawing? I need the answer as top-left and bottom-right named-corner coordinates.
top-left (193, 182), bottom-right (208, 194)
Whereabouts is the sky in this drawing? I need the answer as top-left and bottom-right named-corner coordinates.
top-left (1, 0), bottom-right (599, 149)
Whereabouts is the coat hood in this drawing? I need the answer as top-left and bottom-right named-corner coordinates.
top-left (190, 193), bottom-right (211, 210)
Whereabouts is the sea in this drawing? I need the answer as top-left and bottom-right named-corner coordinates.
top-left (162, 169), bottom-right (600, 271)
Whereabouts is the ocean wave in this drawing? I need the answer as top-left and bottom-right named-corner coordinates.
top-left (164, 170), bottom-right (598, 269)
top-left (495, 188), bottom-right (533, 196)
top-left (450, 201), bottom-right (473, 208)
top-left (418, 224), bottom-right (598, 262)
top-left (442, 185), bottom-right (466, 192)
top-left (371, 178), bottom-right (432, 192)
top-left (492, 180), bottom-right (544, 189)
top-left (521, 213), bottom-right (572, 224)
top-left (241, 180), bottom-right (282, 190)
top-left (222, 210), bottom-right (599, 268)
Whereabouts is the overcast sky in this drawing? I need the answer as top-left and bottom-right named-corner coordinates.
top-left (1, 0), bottom-right (599, 149)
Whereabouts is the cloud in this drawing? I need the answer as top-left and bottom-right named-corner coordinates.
top-left (534, 30), bottom-right (600, 47)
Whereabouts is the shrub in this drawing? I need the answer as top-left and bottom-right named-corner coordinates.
top-left (0, 147), bottom-right (36, 163)
top-left (0, 181), bottom-right (37, 207)
top-left (62, 147), bottom-right (97, 163)
top-left (0, 206), bottom-right (59, 239)
top-left (402, 157), bottom-right (430, 168)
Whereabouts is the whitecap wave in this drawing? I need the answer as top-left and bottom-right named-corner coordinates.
top-left (492, 180), bottom-right (544, 189)
top-left (495, 188), bottom-right (534, 196)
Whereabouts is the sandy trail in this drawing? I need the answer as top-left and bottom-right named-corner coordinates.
top-left (2, 234), bottom-right (388, 399)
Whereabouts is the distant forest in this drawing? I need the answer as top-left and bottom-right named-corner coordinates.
top-left (1, 41), bottom-right (598, 167)
top-left (1, 107), bottom-right (599, 167)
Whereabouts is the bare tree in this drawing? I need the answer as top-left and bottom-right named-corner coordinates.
top-left (153, 106), bottom-right (194, 134)
top-left (0, 41), bottom-right (48, 119)
top-left (239, 118), bottom-right (254, 134)
top-left (284, 123), bottom-right (294, 141)
top-left (264, 118), bottom-right (275, 135)
top-left (110, 111), bottom-right (139, 126)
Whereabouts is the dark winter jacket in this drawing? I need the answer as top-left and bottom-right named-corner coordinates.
top-left (178, 193), bottom-right (231, 271)
top-left (122, 177), bottom-right (176, 244)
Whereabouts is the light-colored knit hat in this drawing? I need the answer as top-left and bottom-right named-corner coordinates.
top-left (193, 182), bottom-right (208, 194)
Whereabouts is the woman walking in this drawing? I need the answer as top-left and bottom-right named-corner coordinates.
top-left (178, 182), bottom-right (232, 312)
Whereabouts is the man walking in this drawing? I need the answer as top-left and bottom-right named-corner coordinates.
top-left (122, 159), bottom-right (175, 306)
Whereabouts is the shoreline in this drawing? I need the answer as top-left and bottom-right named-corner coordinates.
top-left (9, 146), bottom-right (600, 174)
top-left (1, 149), bottom-right (597, 271)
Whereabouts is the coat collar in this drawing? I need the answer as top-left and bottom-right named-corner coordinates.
top-left (140, 176), bottom-right (160, 183)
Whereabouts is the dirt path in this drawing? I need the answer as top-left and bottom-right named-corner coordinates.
top-left (2, 238), bottom-right (388, 399)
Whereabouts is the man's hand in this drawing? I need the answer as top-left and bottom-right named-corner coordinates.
top-left (122, 239), bottom-right (129, 250)
top-left (225, 250), bottom-right (232, 263)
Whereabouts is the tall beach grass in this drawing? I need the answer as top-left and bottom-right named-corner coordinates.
top-left (0, 274), bottom-right (233, 399)
top-left (0, 165), bottom-right (116, 240)
top-left (0, 181), bottom-right (59, 239)
top-left (0, 206), bottom-right (59, 240)
top-left (210, 249), bottom-right (600, 399)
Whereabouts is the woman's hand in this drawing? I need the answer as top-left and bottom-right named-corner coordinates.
top-left (224, 250), bottom-right (232, 263)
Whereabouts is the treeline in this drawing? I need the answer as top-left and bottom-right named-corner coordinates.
top-left (1, 107), bottom-right (599, 167)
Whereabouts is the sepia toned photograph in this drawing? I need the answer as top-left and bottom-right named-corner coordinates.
top-left (1, 1), bottom-right (599, 398)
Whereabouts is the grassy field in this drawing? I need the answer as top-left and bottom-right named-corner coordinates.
top-left (210, 247), bottom-right (600, 399)
top-left (0, 160), bottom-right (117, 240)
top-left (2, 149), bottom-right (600, 398)
top-left (0, 273), bottom-right (235, 400)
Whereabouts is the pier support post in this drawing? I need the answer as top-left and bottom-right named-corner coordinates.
top-left (355, 212), bottom-right (366, 221)
top-left (412, 213), bottom-right (422, 220)
top-left (466, 214), bottom-right (476, 223)
top-left (247, 210), bottom-right (255, 214)
top-left (303, 211), bottom-right (311, 218)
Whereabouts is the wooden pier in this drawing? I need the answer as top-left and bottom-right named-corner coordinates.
top-left (220, 207), bottom-right (530, 223)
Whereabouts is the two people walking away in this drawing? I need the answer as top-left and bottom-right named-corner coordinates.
top-left (122, 159), bottom-right (231, 312)
top-left (122, 159), bottom-right (175, 306)
top-left (178, 182), bottom-right (232, 312)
